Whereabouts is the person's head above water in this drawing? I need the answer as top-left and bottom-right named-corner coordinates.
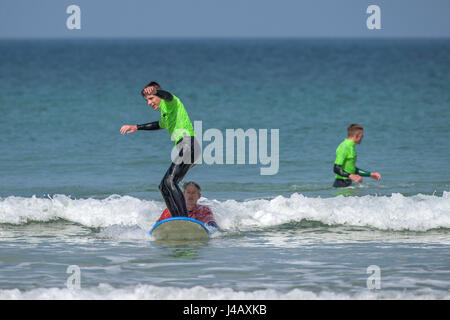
top-left (141, 81), bottom-right (162, 111)
top-left (182, 181), bottom-right (201, 211)
top-left (347, 123), bottom-right (364, 144)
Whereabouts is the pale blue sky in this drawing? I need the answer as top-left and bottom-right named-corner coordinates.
top-left (1, 0), bottom-right (449, 38)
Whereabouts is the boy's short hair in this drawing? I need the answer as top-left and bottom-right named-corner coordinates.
top-left (182, 181), bottom-right (201, 192)
top-left (347, 124), bottom-right (364, 137)
top-left (140, 81), bottom-right (161, 97)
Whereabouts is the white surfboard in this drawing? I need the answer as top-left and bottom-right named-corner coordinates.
top-left (150, 217), bottom-right (210, 241)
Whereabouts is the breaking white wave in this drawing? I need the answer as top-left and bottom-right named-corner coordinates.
top-left (1, 191), bottom-right (449, 232)
top-left (1, 283), bottom-right (448, 300)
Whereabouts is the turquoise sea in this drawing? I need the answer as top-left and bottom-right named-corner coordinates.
top-left (0, 39), bottom-right (449, 299)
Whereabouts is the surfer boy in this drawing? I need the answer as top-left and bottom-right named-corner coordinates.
top-left (333, 124), bottom-right (381, 188)
top-left (120, 82), bottom-right (201, 217)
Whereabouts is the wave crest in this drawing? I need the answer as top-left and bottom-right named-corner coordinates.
top-left (1, 192), bottom-right (449, 232)
top-left (1, 283), bottom-right (448, 300)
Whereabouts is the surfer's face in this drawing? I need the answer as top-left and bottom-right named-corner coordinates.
top-left (349, 130), bottom-right (364, 144)
top-left (355, 131), bottom-right (364, 144)
top-left (184, 185), bottom-right (201, 210)
top-left (144, 94), bottom-right (161, 110)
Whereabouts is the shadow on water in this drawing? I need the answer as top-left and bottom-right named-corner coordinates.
top-left (332, 185), bottom-right (366, 197)
top-left (151, 240), bottom-right (210, 260)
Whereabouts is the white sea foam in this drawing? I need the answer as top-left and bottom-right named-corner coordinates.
top-left (1, 284), bottom-right (448, 300)
top-left (1, 192), bottom-right (449, 232)
top-left (0, 194), bottom-right (161, 230)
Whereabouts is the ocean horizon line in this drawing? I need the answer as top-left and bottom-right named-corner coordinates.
top-left (1, 35), bottom-right (449, 41)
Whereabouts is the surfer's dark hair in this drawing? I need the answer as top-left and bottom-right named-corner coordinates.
top-left (182, 181), bottom-right (201, 192)
top-left (347, 124), bottom-right (363, 137)
top-left (141, 81), bottom-right (161, 96)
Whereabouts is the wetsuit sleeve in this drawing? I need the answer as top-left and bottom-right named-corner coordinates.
top-left (333, 164), bottom-right (350, 178)
top-left (156, 90), bottom-right (173, 101)
top-left (137, 121), bottom-right (161, 130)
top-left (356, 167), bottom-right (371, 177)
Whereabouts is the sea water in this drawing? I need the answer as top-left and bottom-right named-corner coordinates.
top-left (0, 38), bottom-right (449, 299)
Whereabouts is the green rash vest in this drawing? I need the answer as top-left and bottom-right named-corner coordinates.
top-left (158, 94), bottom-right (195, 145)
top-left (334, 138), bottom-right (371, 179)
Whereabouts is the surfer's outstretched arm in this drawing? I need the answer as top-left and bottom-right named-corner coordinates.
top-left (120, 125), bottom-right (138, 135)
top-left (120, 121), bottom-right (162, 135)
top-left (137, 121), bottom-right (161, 131)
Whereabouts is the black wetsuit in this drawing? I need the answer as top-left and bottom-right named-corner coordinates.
top-left (333, 164), bottom-right (353, 188)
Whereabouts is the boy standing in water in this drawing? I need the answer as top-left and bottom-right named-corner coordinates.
top-left (120, 82), bottom-right (201, 217)
top-left (333, 124), bottom-right (381, 188)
